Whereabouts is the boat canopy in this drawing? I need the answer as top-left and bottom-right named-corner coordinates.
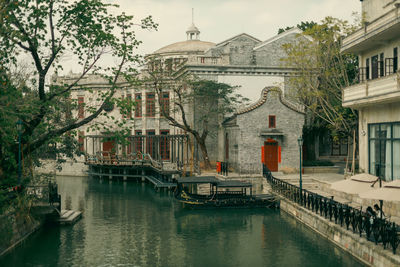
top-left (176, 176), bottom-right (252, 188)
top-left (176, 176), bottom-right (220, 184)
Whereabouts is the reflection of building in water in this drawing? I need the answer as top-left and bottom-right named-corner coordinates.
top-left (341, 0), bottom-right (400, 181)
top-left (56, 176), bottom-right (88, 210)
top-left (54, 20), bottom-right (310, 175)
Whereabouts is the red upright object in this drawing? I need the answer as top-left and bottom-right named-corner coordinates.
top-left (264, 139), bottom-right (278, 172)
top-left (278, 146), bottom-right (281, 163)
top-left (216, 162), bottom-right (221, 172)
top-left (261, 146), bottom-right (265, 163)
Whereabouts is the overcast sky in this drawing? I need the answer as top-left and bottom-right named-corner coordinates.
top-left (116, 0), bottom-right (361, 56)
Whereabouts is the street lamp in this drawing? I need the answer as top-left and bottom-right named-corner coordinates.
top-left (298, 136), bottom-right (303, 202)
top-left (16, 120), bottom-right (23, 185)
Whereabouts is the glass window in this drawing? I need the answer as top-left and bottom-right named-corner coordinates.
top-left (369, 122), bottom-right (400, 181)
top-left (135, 93), bottom-right (142, 118)
top-left (393, 123), bottom-right (400, 138)
top-left (146, 93), bottom-right (155, 117)
top-left (369, 139), bottom-right (377, 176)
top-left (393, 140), bottom-right (400, 179)
top-left (369, 124), bottom-right (378, 138)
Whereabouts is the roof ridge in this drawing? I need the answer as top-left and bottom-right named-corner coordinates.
top-left (235, 87), bottom-right (305, 115)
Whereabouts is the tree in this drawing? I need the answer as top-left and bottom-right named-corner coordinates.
top-left (0, 0), bottom-right (157, 185)
top-left (146, 60), bottom-right (247, 169)
top-left (278, 21), bottom-right (317, 34)
top-left (282, 17), bottom-right (358, 140)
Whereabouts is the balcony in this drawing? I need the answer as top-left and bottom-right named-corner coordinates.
top-left (342, 72), bottom-right (400, 108)
top-left (341, 7), bottom-right (400, 53)
top-left (186, 55), bottom-right (228, 66)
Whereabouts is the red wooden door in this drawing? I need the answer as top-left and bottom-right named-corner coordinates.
top-left (102, 140), bottom-right (115, 152)
top-left (264, 139), bottom-right (278, 172)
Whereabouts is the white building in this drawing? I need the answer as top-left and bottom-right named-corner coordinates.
top-left (342, 0), bottom-right (400, 181)
top-left (53, 22), bottom-right (309, 175)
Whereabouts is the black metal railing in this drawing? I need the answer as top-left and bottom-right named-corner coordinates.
top-left (262, 164), bottom-right (400, 254)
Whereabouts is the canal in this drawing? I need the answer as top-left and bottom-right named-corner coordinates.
top-left (1, 176), bottom-right (364, 267)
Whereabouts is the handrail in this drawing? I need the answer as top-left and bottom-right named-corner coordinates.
top-left (262, 164), bottom-right (400, 255)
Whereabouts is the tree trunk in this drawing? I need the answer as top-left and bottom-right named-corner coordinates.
top-left (196, 137), bottom-right (212, 170)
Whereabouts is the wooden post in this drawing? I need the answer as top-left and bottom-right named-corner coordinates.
top-left (351, 130), bottom-right (356, 175)
top-left (345, 135), bottom-right (350, 175)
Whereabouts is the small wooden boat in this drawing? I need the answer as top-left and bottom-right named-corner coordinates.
top-left (174, 176), bottom-right (279, 209)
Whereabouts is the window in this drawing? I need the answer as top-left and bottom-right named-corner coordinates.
top-left (366, 58), bottom-right (370, 80)
top-left (200, 57), bottom-right (205, 63)
top-left (394, 47), bottom-right (398, 73)
top-left (160, 92), bottom-right (169, 116)
top-left (78, 97), bottom-right (84, 118)
top-left (146, 93), bottom-right (155, 117)
top-left (134, 130), bottom-right (142, 153)
top-left (126, 94), bottom-right (132, 118)
top-left (146, 130), bottom-right (155, 158)
top-left (371, 55), bottom-right (378, 79)
top-left (65, 97), bottom-right (72, 120)
top-left (160, 130), bottom-right (170, 160)
top-left (135, 93), bottom-right (142, 118)
top-left (269, 115), bottom-right (276, 128)
top-left (78, 131), bottom-right (85, 152)
top-left (379, 53), bottom-right (384, 77)
top-left (369, 122), bottom-right (400, 181)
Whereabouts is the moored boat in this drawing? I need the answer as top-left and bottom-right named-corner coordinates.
top-left (174, 176), bottom-right (279, 209)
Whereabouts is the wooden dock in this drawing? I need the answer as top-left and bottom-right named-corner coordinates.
top-left (58, 210), bottom-right (82, 225)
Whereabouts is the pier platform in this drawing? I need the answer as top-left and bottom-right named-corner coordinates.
top-left (58, 210), bottom-right (82, 225)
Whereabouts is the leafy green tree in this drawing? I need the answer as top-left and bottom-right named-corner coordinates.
top-left (0, 0), bottom-right (157, 187)
top-left (147, 60), bottom-right (247, 169)
top-left (282, 17), bottom-right (358, 140)
top-left (278, 21), bottom-right (317, 34)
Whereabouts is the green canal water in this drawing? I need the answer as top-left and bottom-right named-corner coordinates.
top-left (1, 176), bottom-right (365, 267)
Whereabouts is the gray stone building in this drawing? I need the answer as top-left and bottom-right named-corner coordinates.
top-left (222, 87), bottom-right (305, 174)
top-left (53, 21), bottom-right (309, 175)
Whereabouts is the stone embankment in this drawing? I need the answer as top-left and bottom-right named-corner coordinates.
top-left (268, 173), bottom-right (400, 267)
top-left (0, 212), bottom-right (42, 257)
top-left (216, 172), bottom-right (400, 266)
top-left (280, 198), bottom-right (400, 267)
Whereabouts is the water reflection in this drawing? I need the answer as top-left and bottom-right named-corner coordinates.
top-left (0, 176), bottom-right (365, 267)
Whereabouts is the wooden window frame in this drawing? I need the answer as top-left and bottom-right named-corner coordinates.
top-left (78, 97), bottom-right (84, 119)
top-left (146, 130), bottom-right (155, 158)
top-left (135, 93), bottom-right (142, 118)
top-left (134, 130), bottom-right (142, 153)
top-left (160, 92), bottom-right (169, 117)
top-left (126, 94), bottom-right (132, 119)
top-left (146, 93), bottom-right (155, 117)
top-left (160, 130), bottom-right (170, 160)
top-left (78, 131), bottom-right (85, 152)
top-left (269, 115), bottom-right (276, 128)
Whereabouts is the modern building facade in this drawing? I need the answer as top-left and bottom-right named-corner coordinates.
top-left (342, 0), bottom-right (400, 181)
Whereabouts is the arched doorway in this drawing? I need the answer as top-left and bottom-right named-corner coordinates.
top-left (264, 139), bottom-right (278, 172)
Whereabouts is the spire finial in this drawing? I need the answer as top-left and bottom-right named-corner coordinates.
top-left (186, 8), bottom-right (200, 40)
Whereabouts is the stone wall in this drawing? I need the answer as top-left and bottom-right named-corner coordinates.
top-left (281, 198), bottom-right (400, 267)
top-left (206, 34), bottom-right (260, 66)
top-left (36, 159), bottom-right (88, 177)
top-left (254, 32), bottom-right (306, 67)
top-left (229, 89), bottom-right (304, 174)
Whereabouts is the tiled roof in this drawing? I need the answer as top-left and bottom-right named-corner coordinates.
top-left (235, 87), bottom-right (305, 115)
